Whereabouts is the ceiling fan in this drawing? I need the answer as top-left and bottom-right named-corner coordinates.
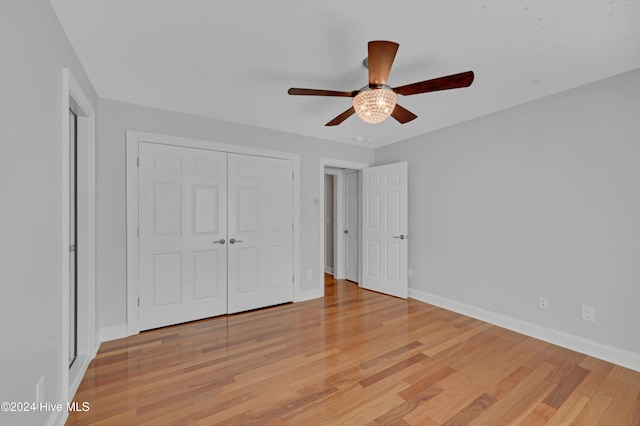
top-left (288, 40), bottom-right (474, 126)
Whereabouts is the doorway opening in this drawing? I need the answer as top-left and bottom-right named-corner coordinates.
top-left (319, 158), bottom-right (370, 297)
top-left (320, 159), bottom-right (409, 300)
top-left (324, 168), bottom-right (360, 283)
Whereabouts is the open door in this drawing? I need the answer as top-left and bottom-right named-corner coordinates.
top-left (361, 162), bottom-right (408, 298)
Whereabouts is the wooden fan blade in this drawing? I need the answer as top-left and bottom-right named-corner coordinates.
top-left (325, 107), bottom-right (355, 126)
top-left (393, 71), bottom-right (475, 96)
top-left (368, 40), bottom-right (399, 86)
top-left (288, 88), bottom-right (357, 97)
top-left (391, 104), bottom-right (418, 124)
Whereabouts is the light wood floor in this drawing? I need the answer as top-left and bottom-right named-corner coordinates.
top-left (68, 275), bottom-right (640, 425)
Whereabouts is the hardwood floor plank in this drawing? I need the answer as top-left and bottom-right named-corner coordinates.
top-left (360, 341), bottom-right (423, 370)
top-left (377, 387), bottom-right (444, 425)
top-left (441, 393), bottom-right (497, 426)
top-left (465, 362), bottom-right (557, 425)
top-left (489, 366), bottom-right (532, 399)
top-left (316, 383), bottom-right (407, 425)
top-left (421, 322), bottom-right (493, 357)
top-left (569, 393), bottom-right (612, 425)
top-left (597, 381), bottom-right (640, 425)
top-left (66, 275), bottom-right (640, 425)
top-left (359, 353), bottom-right (429, 388)
top-left (545, 392), bottom-right (590, 426)
top-left (542, 366), bottom-right (590, 409)
top-left (518, 402), bottom-right (556, 425)
top-left (406, 334), bottom-right (554, 424)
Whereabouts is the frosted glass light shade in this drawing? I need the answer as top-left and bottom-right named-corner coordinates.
top-left (352, 88), bottom-right (397, 124)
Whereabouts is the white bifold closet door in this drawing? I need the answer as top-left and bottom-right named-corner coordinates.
top-left (138, 143), bottom-right (293, 331)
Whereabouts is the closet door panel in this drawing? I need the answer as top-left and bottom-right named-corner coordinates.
top-left (138, 143), bottom-right (227, 330)
top-left (227, 153), bottom-right (294, 313)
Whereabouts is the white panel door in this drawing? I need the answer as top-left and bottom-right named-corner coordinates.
top-left (361, 162), bottom-right (408, 298)
top-left (138, 142), bottom-right (228, 330)
top-left (227, 153), bottom-right (293, 313)
top-left (344, 170), bottom-right (359, 283)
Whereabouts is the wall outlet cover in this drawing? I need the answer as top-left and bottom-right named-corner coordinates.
top-left (538, 296), bottom-right (549, 310)
top-left (581, 305), bottom-right (596, 322)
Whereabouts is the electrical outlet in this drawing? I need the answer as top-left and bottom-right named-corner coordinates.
top-left (581, 305), bottom-right (596, 322)
top-left (408, 268), bottom-right (413, 278)
top-left (306, 270), bottom-right (313, 279)
top-left (538, 296), bottom-right (549, 310)
top-left (36, 376), bottom-right (45, 405)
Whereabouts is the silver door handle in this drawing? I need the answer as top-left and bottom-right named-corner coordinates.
top-left (229, 238), bottom-right (242, 244)
top-left (213, 239), bottom-right (225, 244)
top-left (393, 235), bottom-right (406, 239)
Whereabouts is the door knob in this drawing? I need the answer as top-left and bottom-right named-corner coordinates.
top-left (393, 234), bottom-right (406, 240)
top-left (229, 238), bottom-right (243, 244)
top-left (213, 239), bottom-right (225, 244)
top-left (344, 230), bottom-right (348, 234)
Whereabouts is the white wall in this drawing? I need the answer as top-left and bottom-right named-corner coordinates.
top-left (96, 99), bottom-right (374, 331)
top-left (376, 69), bottom-right (640, 363)
top-left (0, 1), bottom-right (98, 425)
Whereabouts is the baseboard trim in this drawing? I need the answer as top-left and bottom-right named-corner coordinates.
top-left (99, 325), bottom-right (129, 343)
top-left (47, 396), bottom-right (68, 426)
top-left (68, 351), bottom-right (94, 397)
top-left (409, 287), bottom-right (640, 372)
top-left (295, 288), bottom-right (322, 302)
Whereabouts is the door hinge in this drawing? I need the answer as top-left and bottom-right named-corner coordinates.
top-left (292, 275), bottom-right (294, 283)
top-left (137, 157), bottom-right (139, 167)
top-left (292, 171), bottom-right (294, 180)
top-left (138, 297), bottom-right (140, 307)
top-left (69, 244), bottom-right (76, 252)
top-left (137, 227), bottom-right (139, 237)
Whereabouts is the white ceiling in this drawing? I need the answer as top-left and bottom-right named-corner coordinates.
top-left (50, 0), bottom-right (640, 147)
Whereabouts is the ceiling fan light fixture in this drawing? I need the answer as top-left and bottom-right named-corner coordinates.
top-left (352, 86), bottom-right (397, 124)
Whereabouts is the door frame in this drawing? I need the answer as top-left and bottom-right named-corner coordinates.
top-left (126, 131), bottom-right (300, 335)
top-left (319, 158), bottom-right (370, 296)
top-left (61, 68), bottom-right (97, 401)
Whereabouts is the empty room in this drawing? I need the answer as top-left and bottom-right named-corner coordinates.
top-left (1, 1), bottom-right (640, 425)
